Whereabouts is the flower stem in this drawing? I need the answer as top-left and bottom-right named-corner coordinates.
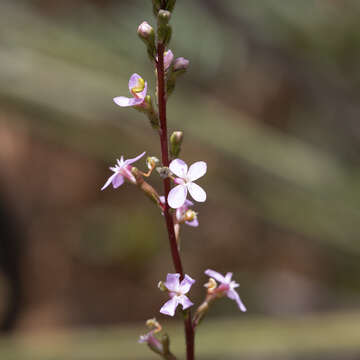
top-left (156, 42), bottom-right (195, 360)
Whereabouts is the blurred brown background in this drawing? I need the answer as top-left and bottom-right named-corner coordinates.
top-left (0, 0), bottom-right (360, 359)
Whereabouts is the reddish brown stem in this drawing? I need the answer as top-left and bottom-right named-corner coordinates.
top-left (156, 42), bottom-right (195, 360)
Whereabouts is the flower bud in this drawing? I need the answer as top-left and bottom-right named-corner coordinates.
top-left (157, 10), bottom-right (172, 45)
top-left (146, 156), bottom-right (160, 170)
top-left (137, 21), bottom-right (156, 60)
top-left (158, 10), bottom-right (171, 25)
top-left (156, 166), bottom-right (171, 179)
top-left (158, 281), bottom-right (167, 292)
top-left (138, 21), bottom-right (154, 39)
top-left (170, 131), bottom-right (183, 158)
top-left (173, 57), bottom-right (189, 72)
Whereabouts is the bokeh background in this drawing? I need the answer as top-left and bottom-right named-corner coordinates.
top-left (1, 0), bottom-right (360, 359)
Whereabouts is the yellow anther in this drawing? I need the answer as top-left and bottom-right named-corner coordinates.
top-left (145, 318), bottom-right (162, 333)
top-left (184, 210), bottom-right (196, 222)
top-left (132, 77), bottom-right (145, 93)
top-left (204, 278), bottom-right (217, 292)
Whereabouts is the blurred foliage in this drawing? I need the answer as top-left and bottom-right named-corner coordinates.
top-left (0, 312), bottom-right (359, 359)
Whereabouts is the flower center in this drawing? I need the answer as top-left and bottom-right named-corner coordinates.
top-left (132, 77), bottom-right (145, 93)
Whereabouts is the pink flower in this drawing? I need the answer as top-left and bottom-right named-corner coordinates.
top-left (157, 49), bottom-right (174, 71)
top-left (164, 49), bottom-right (174, 70)
top-left (138, 331), bottom-right (163, 352)
top-left (101, 152), bottom-right (145, 190)
top-left (160, 273), bottom-right (195, 316)
top-left (176, 199), bottom-right (199, 227)
top-left (113, 73), bottom-right (147, 107)
top-left (159, 197), bottom-right (199, 227)
top-left (168, 159), bottom-right (207, 209)
top-left (204, 269), bottom-right (246, 312)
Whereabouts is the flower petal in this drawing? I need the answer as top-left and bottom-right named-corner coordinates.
top-left (113, 96), bottom-right (142, 107)
top-left (124, 151), bottom-right (146, 166)
top-left (179, 274), bottom-right (195, 294)
top-left (225, 272), bottom-right (233, 283)
top-left (164, 273), bottom-right (180, 292)
top-left (188, 161), bottom-right (207, 181)
top-left (169, 159), bottom-right (188, 178)
top-left (164, 49), bottom-right (174, 70)
top-left (188, 182), bottom-right (206, 202)
top-left (101, 173), bottom-right (117, 191)
top-left (186, 218), bottom-right (199, 227)
top-left (227, 288), bottom-right (247, 312)
top-left (136, 80), bottom-right (147, 100)
top-left (160, 297), bottom-right (179, 316)
top-left (128, 73), bottom-right (142, 92)
top-left (112, 174), bottom-right (124, 188)
top-left (204, 269), bottom-right (227, 284)
top-left (168, 184), bottom-right (187, 209)
top-left (178, 295), bottom-right (194, 311)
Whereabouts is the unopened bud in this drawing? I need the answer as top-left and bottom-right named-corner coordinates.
top-left (138, 21), bottom-right (156, 60)
top-left (146, 156), bottom-right (160, 170)
top-left (170, 131), bottom-right (183, 158)
top-left (138, 21), bottom-right (154, 39)
top-left (165, 0), bottom-right (176, 12)
top-left (157, 11), bottom-right (172, 45)
top-left (156, 166), bottom-right (171, 179)
top-left (173, 57), bottom-right (189, 71)
top-left (158, 10), bottom-right (171, 25)
top-left (158, 281), bottom-right (167, 292)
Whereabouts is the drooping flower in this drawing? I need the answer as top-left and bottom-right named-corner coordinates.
top-left (176, 199), bottom-right (199, 227)
top-left (160, 273), bottom-right (195, 316)
top-left (113, 73), bottom-right (147, 107)
top-left (204, 269), bottom-right (246, 312)
top-left (156, 49), bottom-right (174, 71)
top-left (159, 197), bottom-right (199, 227)
top-left (167, 159), bottom-right (207, 209)
top-left (101, 152), bottom-right (145, 191)
top-left (164, 49), bottom-right (174, 70)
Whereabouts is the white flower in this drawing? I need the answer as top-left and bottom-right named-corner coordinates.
top-left (204, 269), bottom-right (247, 312)
top-left (167, 159), bottom-right (207, 209)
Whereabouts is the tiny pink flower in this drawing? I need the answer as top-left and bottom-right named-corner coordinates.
top-left (164, 49), bottom-right (174, 70)
top-left (168, 159), bottom-right (207, 209)
top-left (160, 273), bottom-right (195, 316)
top-left (159, 197), bottom-right (199, 227)
top-left (101, 152), bottom-right (145, 191)
top-left (176, 199), bottom-right (199, 227)
top-left (157, 49), bottom-right (174, 71)
top-left (138, 331), bottom-right (163, 352)
top-left (113, 73), bottom-right (147, 107)
top-left (204, 269), bottom-right (247, 312)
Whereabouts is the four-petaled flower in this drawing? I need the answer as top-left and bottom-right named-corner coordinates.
top-left (204, 269), bottom-right (247, 312)
top-left (113, 73), bottom-right (147, 107)
top-left (160, 273), bottom-right (195, 316)
top-left (101, 152), bottom-right (145, 190)
top-left (168, 159), bottom-right (207, 209)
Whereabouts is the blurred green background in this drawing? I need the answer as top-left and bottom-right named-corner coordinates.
top-left (1, 0), bottom-right (360, 359)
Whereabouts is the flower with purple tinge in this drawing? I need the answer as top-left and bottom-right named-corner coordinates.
top-left (113, 73), bottom-right (147, 107)
top-left (176, 199), bottom-right (199, 227)
top-left (138, 331), bottom-right (163, 353)
top-left (167, 159), bottom-right (207, 209)
top-left (160, 273), bottom-right (195, 316)
top-left (164, 50), bottom-right (174, 70)
top-left (101, 152), bottom-right (145, 190)
top-left (204, 269), bottom-right (247, 312)
top-left (159, 197), bottom-right (199, 227)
